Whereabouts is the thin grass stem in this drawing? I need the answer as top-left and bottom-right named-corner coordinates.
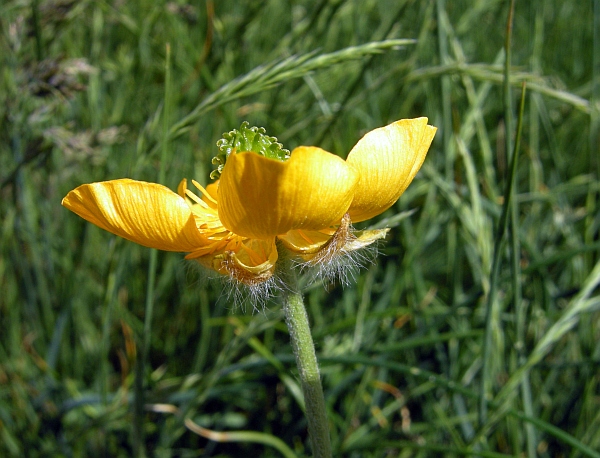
top-left (30, 0), bottom-right (43, 61)
top-left (133, 43), bottom-right (173, 458)
top-left (479, 0), bottom-right (518, 427)
top-left (478, 80), bottom-right (526, 432)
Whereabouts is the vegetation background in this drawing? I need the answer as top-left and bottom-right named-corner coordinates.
top-left (1, 0), bottom-right (598, 456)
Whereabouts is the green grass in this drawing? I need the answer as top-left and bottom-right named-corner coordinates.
top-left (1, 0), bottom-right (599, 456)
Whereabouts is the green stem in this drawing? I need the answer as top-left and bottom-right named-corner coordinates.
top-left (279, 255), bottom-right (332, 458)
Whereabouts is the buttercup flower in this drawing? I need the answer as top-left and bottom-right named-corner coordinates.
top-left (62, 118), bottom-right (436, 286)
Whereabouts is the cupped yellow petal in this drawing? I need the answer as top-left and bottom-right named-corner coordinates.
top-left (62, 179), bottom-right (208, 252)
top-left (278, 229), bottom-right (335, 255)
top-left (279, 214), bottom-right (389, 264)
top-left (190, 238), bottom-right (278, 285)
top-left (346, 118), bottom-right (436, 222)
top-left (218, 147), bottom-right (359, 239)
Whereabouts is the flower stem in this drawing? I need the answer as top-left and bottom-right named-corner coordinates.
top-left (279, 257), bottom-right (332, 458)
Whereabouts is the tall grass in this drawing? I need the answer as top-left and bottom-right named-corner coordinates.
top-left (1, 0), bottom-right (598, 456)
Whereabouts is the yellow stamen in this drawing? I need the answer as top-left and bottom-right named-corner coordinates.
top-left (238, 242), bottom-right (267, 266)
top-left (297, 230), bottom-right (316, 245)
top-left (185, 188), bottom-right (209, 208)
top-left (192, 180), bottom-right (218, 208)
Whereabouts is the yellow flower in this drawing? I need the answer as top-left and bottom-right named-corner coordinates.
top-left (62, 118), bottom-right (436, 285)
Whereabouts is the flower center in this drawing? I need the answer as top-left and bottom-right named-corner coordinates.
top-left (211, 121), bottom-right (290, 179)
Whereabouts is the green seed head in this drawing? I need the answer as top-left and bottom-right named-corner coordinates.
top-left (211, 121), bottom-right (290, 180)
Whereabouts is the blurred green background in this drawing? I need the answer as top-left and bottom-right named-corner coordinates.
top-left (1, 0), bottom-right (599, 456)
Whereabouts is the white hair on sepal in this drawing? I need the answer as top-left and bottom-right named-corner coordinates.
top-left (187, 254), bottom-right (281, 312)
top-left (291, 214), bottom-right (387, 288)
top-left (298, 237), bottom-right (381, 288)
top-left (217, 273), bottom-right (281, 313)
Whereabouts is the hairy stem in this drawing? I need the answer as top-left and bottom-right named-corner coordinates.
top-left (279, 255), bottom-right (332, 458)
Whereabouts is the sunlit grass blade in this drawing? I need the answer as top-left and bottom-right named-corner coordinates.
top-left (184, 418), bottom-right (297, 458)
top-left (407, 63), bottom-right (591, 113)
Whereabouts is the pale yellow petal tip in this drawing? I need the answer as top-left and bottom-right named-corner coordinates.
top-left (392, 116), bottom-right (428, 127)
top-left (388, 117), bottom-right (436, 145)
top-left (345, 228), bottom-right (390, 251)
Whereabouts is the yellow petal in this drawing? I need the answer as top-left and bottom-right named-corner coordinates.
top-left (62, 179), bottom-right (208, 252)
top-left (296, 227), bottom-right (388, 264)
top-left (278, 229), bottom-right (335, 255)
top-left (346, 118), bottom-right (436, 222)
top-left (218, 147), bottom-right (359, 239)
top-left (205, 181), bottom-right (219, 202)
top-left (280, 214), bottom-right (390, 264)
top-left (192, 238), bottom-right (278, 285)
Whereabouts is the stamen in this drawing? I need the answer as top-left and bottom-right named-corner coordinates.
top-left (185, 188), bottom-right (209, 208)
top-left (238, 241), bottom-right (267, 266)
top-left (191, 180), bottom-right (218, 207)
top-left (225, 237), bottom-right (242, 252)
top-left (184, 244), bottom-right (218, 259)
top-left (297, 230), bottom-right (315, 245)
